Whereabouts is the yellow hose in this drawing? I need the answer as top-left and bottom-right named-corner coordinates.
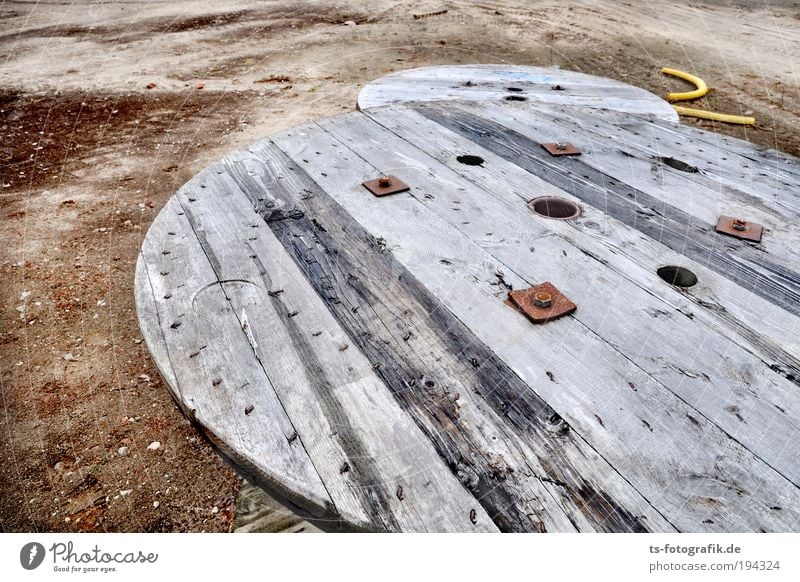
top-left (661, 67), bottom-right (709, 102)
top-left (661, 67), bottom-right (755, 125)
top-left (671, 105), bottom-right (755, 125)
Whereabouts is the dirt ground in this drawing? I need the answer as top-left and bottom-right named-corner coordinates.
top-left (1, 0), bottom-right (798, 533)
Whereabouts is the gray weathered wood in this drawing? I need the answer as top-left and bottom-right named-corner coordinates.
top-left (324, 105), bottom-right (800, 488)
top-left (357, 64), bottom-right (679, 122)
top-left (174, 166), bottom-right (497, 532)
top-left (135, 198), bottom-right (335, 521)
top-left (271, 116), bottom-right (800, 532)
top-left (136, 95), bottom-right (800, 532)
top-left (412, 101), bottom-right (800, 320)
top-left (222, 140), bottom-right (672, 532)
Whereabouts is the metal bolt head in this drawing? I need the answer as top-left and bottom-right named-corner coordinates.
top-left (533, 291), bottom-right (552, 308)
top-left (378, 176), bottom-right (393, 188)
top-left (555, 143), bottom-right (567, 151)
top-left (732, 219), bottom-right (748, 232)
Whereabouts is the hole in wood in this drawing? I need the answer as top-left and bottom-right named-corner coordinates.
top-left (659, 156), bottom-right (699, 173)
top-left (528, 197), bottom-right (581, 220)
top-left (504, 95), bottom-right (528, 101)
top-left (506, 87), bottom-right (524, 92)
top-left (457, 155), bottom-right (484, 166)
top-left (657, 266), bottom-right (698, 288)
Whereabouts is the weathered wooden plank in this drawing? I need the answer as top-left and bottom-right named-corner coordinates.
top-left (231, 137), bottom-right (678, 532)
top-left (413, 101), bottom-right (800, 321)
top-left (357, 64), bottom-right (679, 122)
top-left (134, 197), bottom-right (335, 521)
top-left (330, 105), bottom-right (800, 487)
top-left (582, 106), bottom-right (800, 185)
top-left (173, 167), bottom-right (498, 532)
top-left (525, 103), bottom-right (800, 216)
top-left (273, 115), bottom-right (800, 531)
top-left (393, 102), bottom-right (800, 370)
top-left (474, 102), bottom-right (800, 258)
top-left (233, 481), bottom-right (321, 533)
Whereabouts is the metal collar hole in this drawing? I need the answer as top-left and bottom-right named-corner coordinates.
top-left (505, 95), bottom-right (528, 101)
top-left (529, 197), bottom-right (581, 220)
top-left (506, 87), bottom-right (524, 92)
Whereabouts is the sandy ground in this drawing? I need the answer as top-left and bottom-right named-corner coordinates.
top-left (1, 0), bottom-right (798, 533)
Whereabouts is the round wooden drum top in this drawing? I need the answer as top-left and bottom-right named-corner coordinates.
top-left (135, 97), bottom-right (800, 532)
top-left (356, 64), bottom-right (680, 122)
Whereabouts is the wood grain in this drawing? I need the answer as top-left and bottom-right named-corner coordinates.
top-left (136, 97), bottom-right (800, 532)
top-left (357, 64), bottom-right (679, 122)
top-left (271, 115), bottom-right (800, 532)
top-left (413, 101), bottom-right (800, 319)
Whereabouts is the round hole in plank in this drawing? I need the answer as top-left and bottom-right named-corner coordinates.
top-left (657, 266), bottom-right (698, 288)
top-left (457, 154), bottom-right (484, 166)
top-left (528, 197), bottom-right (581, 220)
top-left (506, 87), bottom-right (524, 92)
top-left (505, 95), bottom-right (528, 101)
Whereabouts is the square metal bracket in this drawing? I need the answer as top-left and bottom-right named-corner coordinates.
top-left (715, 215), bottom-right (763, 243)
top-left (508, 282), bottom-right (577, 324)
top-left (362, 175), bottom-right (410, 197)
top-left (542, 142), bottom-right (581, 157)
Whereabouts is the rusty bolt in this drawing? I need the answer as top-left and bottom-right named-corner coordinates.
top-left (378, 176), bottom-right (393, 188)
top-left (732, 219), bottom-right (749, 232)
top-left (533, 291), bottom-right (552, 308)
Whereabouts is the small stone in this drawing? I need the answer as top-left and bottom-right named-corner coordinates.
top-left (153, 501), bottom-right (160, 509)
top-left (211, 506), bottom-right (219, 515)
top-left (120, 489), bottom-right (132, 497)
top-left (138, 374), bottom-right (151, 382)
top-left (117, 446), bottom-right (129, 456)
top-left (146, 82), bottom-right (156, 89)
top-left (147, 441), bottom-right (161, 451)
top-left (343, 20), bottom-right (356, 26)
top-left (63, 353), bottom-right (77, 361)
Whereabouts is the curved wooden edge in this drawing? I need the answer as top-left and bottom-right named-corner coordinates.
top-left (135, 184), bottom-right (500, 533)
top-left (133, 207), bottom-right (351, 531)
top-left (134, 101), bottom-right (800, 532)
top-left (356, 64), bottom-right (679, 122)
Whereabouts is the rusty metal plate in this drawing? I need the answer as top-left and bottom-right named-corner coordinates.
top-left (362, 175), bottom-right (410, 197)
top-left (508, 282), bottom-right (577, 324)
top-left (542, 142), bottom-right (581, 157)
top-left (715, 215), bottom-right (763, 242)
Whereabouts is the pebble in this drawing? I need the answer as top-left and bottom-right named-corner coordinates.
top-left (138, 374), bottom-right (151, 382)
top-left (147, 441), bottom-right (161, 450)
top-left (343, 20), bottom-right (356, 26)
top-left (153, 501), bottom-right (160, 509)
top-left (120, 489), bottom-right (132, 497)
top-left (211, 506), bottom-right (219, 515)
top-left (63, 353), bottom-right (77, 361)
top-left (117, 446), bottom-right (129, 456)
